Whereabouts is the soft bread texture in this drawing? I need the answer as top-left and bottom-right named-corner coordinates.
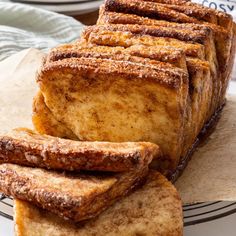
top-left (105, 0), bottom-right (200, 24)
top-left (82, 25), bottom-right (214, 158)
top-left (38, 56), bottom-right (188, 170)
top-left (14, 171), bottom-right (183, 236)
top-left (48, 42), bottom-right (187, 69)
top-left (32, 91), bottom-right (77, 139)
top-left (0, 163), bottom-right (147, 222)
top-left (0, 128), bottom-right (159, 172)
top-left (82, 27), bottom-right (205, 59)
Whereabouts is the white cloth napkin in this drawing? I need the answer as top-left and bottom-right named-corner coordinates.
top-left (0, 1), bottom-right (84, 61)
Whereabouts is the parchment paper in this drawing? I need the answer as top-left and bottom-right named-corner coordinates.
top-left (175, 97), bottom-right (236, 203)
top-left (0, 48), bottom-right (236, 204)
top-left (0, 48), bottom-right (44, 132)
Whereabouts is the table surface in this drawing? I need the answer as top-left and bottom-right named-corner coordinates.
top-left (1, 211), bottom-right (236, 236)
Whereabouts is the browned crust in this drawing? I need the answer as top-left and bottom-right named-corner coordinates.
top-left (0, 128), bottom-right (159, 172)
top-left (157, 3), bottom-right (217, 24)
top-left (47, 43), bottom-right (187, 72)
top-left (105, 0), bottom-right (199, 23)
top-left (101, 1), bottom-right (233, 76)
top-left (48, 43), bottom-right (187, 70)
top-left (48, 46), bottom-right (175, 69)
top-left (105, 0), bottom-right (233, 28)
top-left (0, 163), bottom-right (148, 222)
top-left (39, 56), bottom-right (188, 90)
top-left (142, 0), bottom-right (233, 29)
top-left (47, 43), bottom-right (212, 94)
top-left (85, 23), bottom-right (212, 45)
top-left (82, 24), bottom-right (217, 74)
top-left (125, 45), bottom-right (187, 69)
top-left (82, 27), bottom-right (205, 60)
top-left (165, 3), bottom-right (232, 29)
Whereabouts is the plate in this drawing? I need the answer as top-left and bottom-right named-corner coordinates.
top-left (2, 195), bottom-right (236, 235)
top-left (13, 0), bottom-right (103, 15)
top-left (13, 0), bottom-right (91, 2)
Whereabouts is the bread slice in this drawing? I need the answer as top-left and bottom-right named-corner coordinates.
top-left (40, 42), bottom-right (200, 164)
top-left (82, 24), bottom-right (215, 64)
top-left (14, 171), bottom-right (183, 236)
top-left (37, 54), bottom-right (189, 170)
top-left (82, 27), bottom-right (205, 59)
top-left (0, 163), bottom-right (148, 222)
top-left (82, 24), bottom-right (217, 80)
top-left (0, 128), bottom-right (159, 172)
top-left (48, 42), bottom-right (187, 71)
top-left (37, 32), bottom-right (214, 168)
top-left (104, 0), bottom-right (233, 29)
top-left (105, 0), bottom-right (199, 24)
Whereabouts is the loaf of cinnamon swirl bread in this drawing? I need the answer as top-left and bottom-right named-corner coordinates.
top-left (34, 0), bottom-right (236, 173)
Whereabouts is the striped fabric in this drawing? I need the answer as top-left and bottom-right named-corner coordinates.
top-left (0, 1), bottom-right (84, 61)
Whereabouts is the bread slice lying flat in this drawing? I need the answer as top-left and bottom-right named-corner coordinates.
top-left (0, 163), bottom-right (147, 222)
top-left (0, 128), bottom-right (159, 172)
top-left (14, 171), bottom-right (183, 236)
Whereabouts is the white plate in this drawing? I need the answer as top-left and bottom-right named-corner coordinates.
top-left (13, 0), bottom-right (92, 3)
top-left (18, 0), bottom-right (103, 15)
